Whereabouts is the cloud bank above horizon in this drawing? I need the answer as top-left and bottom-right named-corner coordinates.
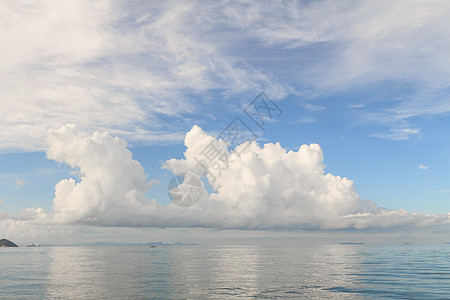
top-left (2, 124), bottom-right (448, 231)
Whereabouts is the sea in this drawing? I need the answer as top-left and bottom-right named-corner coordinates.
top-left (1, 244), bottom-right (450, 299)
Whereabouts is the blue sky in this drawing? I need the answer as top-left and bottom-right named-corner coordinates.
top-left (1, 0), bottom-right (450, 243)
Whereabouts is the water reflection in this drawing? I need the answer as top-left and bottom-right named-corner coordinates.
top-left (167, 244), bottom-right (365, 299)
top-left (46, 247), bottom-right (172, 299)
top-left (38, 244), bottom-right (449, 299)
top-left (168, 246), bottom-right (261, 298)
top-left (0, 247), bottom-right (51, 299)
top-left (42, 244), bottom-right (365, 299)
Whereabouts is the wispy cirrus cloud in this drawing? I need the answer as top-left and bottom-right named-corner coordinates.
top-left (0, 0), bottom-right (288, 152)
top-left (419, 164), bottom-right (429, 171)
top-left (2, 0), bottom-right (450, 152)
top-left (15, 178), bottom-right (29, 189)
top-left (221, 0), bottom-right (450, 137)
top-left (371, 128), bottom-right (420, 141)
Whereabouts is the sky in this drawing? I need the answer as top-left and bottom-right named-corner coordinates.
top-left (1, 0), bottom-right (450, 245)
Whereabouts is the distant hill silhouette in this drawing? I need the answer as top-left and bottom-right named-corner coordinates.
top-left (0, 239), bottom-right (18, 247)
top-left (339, 242), bottom-right (365, 245)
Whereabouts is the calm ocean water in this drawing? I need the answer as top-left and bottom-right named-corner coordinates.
top-left (1, 244), bottom-right (450, 299)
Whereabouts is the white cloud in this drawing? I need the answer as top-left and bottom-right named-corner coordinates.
top-left (371, 128), bottom-right (420, 141)
top-left (164, 125), bottom-right (374, 229)
top-left (0, 0), bottom-right (287, 152)
top-left (0, 219), bottom-right (170, 245)
top-left (290, 116), bottom-right (316, 124)
top-left (15, 178), bottom-right (29, 189)
top-left (225, 0), bottom-right (450, 88)
top-left (222, 0), bottom-right (450, 132)
top-left (1, 124), bottom-right (449, 230)
top-left (349, 104), bottom-right (365, 108)
top-left (419, 164), bottom-right (429, 171)
top-left (164, 125), bottom-right (450, 230)
top-left (2, 0), bottom-right (450, 151)
top-left (432, 190), bottom-right (450, 193)
top-left (303, 103), bottom-right (326, 112)
top-left (45, 123), bottom-right (159, 225)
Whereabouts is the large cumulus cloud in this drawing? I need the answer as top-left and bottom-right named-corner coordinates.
top-left (164, 125), bottom-right (377, 228)
top-left (165, 126), bottom-right (450, 229)
top-left (46, 124), bottom-right (161, 225)
top-left (9, 124), bottom-right (448, 230)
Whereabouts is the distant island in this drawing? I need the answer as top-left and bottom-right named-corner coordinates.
top-left (41, 241), bottom-right (199, 247)
top-left (0, 238), bottom-right (18, 247)
top-left (339, 242), bottom-right (365, 245)
top-left (149, 241), bottom-right (199, 247)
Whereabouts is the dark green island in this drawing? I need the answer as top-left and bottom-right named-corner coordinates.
top-left (0, 238), bottom-right (18, 247)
